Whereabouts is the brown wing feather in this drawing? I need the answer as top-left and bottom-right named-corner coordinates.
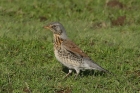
top-left (62, 39), bottom-right (89, 58)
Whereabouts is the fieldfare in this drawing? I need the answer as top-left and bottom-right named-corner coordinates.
top-left (44, 22), bottom-right (109, 78)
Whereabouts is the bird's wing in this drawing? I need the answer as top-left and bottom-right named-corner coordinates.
top-left (62, 39), bottom-right (89, 58)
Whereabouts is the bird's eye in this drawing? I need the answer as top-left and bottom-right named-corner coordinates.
top-left (52, 25), bottom-right (56, 28)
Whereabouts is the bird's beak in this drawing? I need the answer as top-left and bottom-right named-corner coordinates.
top-left (44, 24), bottom-right (55, 33)
top-left (44, 25), bottom-right (51, 29)
top-left (44, 24), bottom-right (52, 29)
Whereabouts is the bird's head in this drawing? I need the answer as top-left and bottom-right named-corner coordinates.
top-left (44, 22), bottom-right (68, 39)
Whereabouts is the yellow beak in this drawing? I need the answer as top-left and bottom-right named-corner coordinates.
top-left (44, 25), bottom-right (50, 29)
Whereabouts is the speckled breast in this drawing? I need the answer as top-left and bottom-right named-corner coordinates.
top-left (54, 48), bottom-right (83, 69)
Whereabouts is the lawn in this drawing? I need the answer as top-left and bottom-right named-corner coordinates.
top-left (0, 0), bottom-right (140, 93)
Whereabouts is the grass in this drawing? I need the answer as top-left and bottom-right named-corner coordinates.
top-left (0, 0), bottom-right (140, 93)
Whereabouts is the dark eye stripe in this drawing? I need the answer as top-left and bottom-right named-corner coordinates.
top-left (52, 25), bottom-right (56, 28)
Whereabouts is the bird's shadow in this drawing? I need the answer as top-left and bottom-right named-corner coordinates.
top-left (62, 66), bottom-right (107, 77)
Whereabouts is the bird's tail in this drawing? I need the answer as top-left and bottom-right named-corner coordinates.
top-left (91, 62), bottom-right (114, 75)
top-left (91, 62), bottom-right (108, 72)
top-left (86, 59), bottom-right (113, 75)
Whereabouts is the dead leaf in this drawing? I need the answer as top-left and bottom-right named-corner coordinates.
top-left (134, 70), bottom-right (140, 76)
top-left (111, 15), bottom-right (126, 26)
top-left (23, 87), bottom-right (31, 93)
top-left (55, 87), bottom-right (72, 93)
top-left (107, 0), bottom-right (125, 9)
top-left (91, 22), bottom-right (107, 29)
top-left (39, 16), bottom-right (47, 22)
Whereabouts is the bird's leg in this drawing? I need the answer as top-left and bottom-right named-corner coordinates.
top-left (63, 69), bottom-right (72, 79)
top-left (74, 69), bottom-right (80, 79)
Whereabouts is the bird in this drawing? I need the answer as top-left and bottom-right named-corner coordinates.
top-left (44, 22), bottom-right (109, 78)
